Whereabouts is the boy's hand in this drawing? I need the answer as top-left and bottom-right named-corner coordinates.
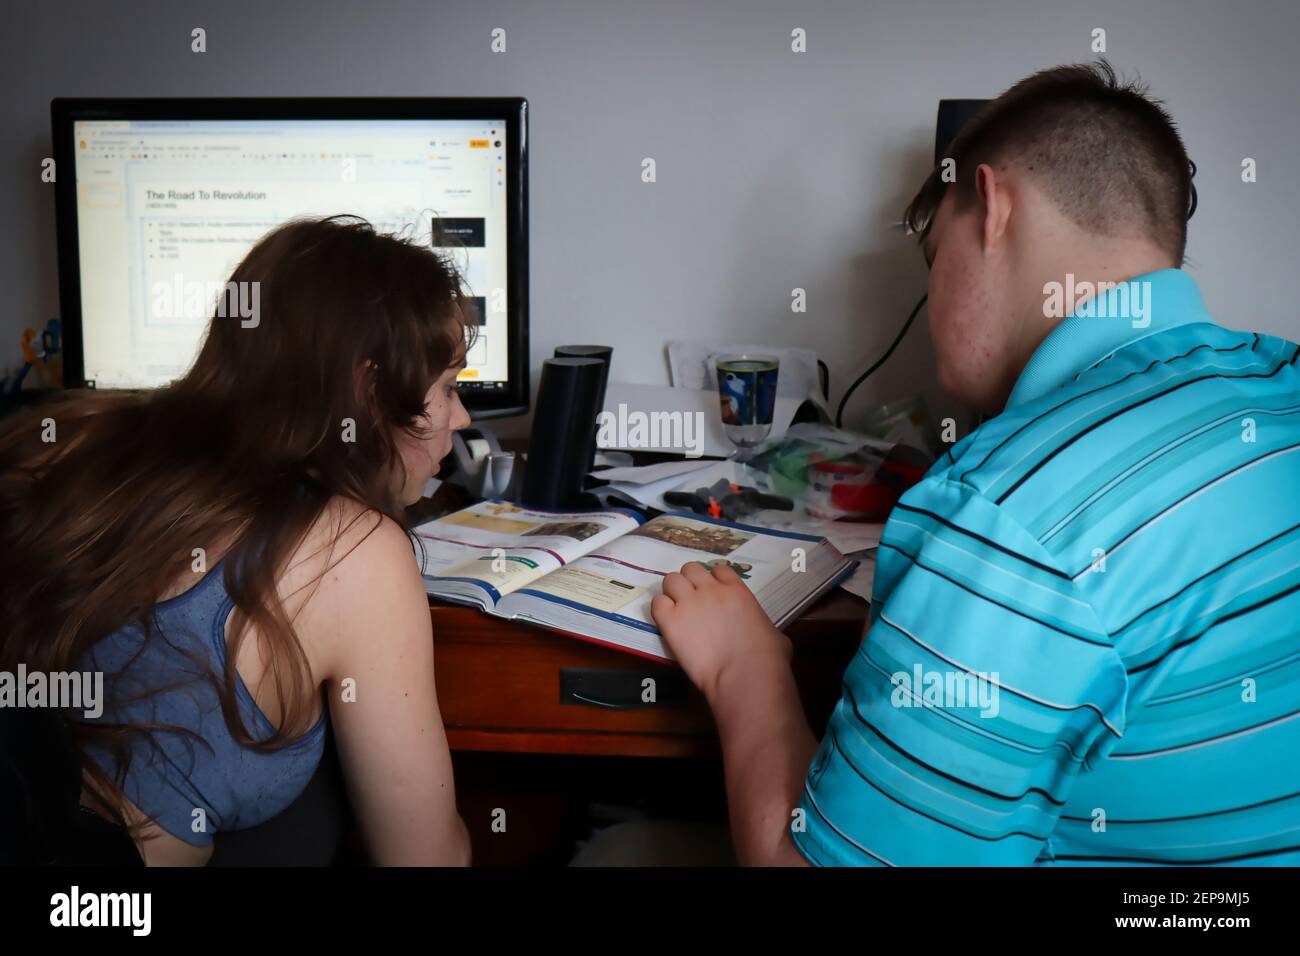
top-left (650, 561), bottom-right (791, 702)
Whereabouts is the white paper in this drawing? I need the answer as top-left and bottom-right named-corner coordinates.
top-left (596, 460), bottom-right (733, 510)
top-left (590, 459), bottom-right (715, 485)
top-left (595, 458), bottom-right (812, 516)
top-left (593, 458), bottom-right (890, 553)
top-left (837, 549), bottom-right (877, 602)
top-left (775, 520), bottom-right (885, 555)
top-left (598, 382), bottom-right (809, 457)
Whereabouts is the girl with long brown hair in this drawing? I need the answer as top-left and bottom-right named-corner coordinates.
top-left (0, 215), bottom-right (473, 865)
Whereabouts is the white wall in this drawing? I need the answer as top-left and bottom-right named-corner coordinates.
top-left (3, 0), bottom-right (1296, 438)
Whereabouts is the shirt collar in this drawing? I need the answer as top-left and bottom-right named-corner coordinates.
top-left (1005, 268), bottom-right (1213, 409)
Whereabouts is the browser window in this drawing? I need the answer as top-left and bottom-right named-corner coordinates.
top-left (72, 118), bottom-right (509, 388)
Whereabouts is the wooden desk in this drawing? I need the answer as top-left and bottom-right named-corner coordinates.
top-left (411, 477), bottom-right (870, 863)
top-left (412, 449), bottom-right (871, 761)
top-left (429, 588), bottom-right (868, 758)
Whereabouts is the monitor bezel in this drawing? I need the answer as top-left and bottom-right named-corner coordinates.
top-left (51, 96), bottom-right (530, 419)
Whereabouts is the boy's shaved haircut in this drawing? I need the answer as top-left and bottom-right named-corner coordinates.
top-left (905, 59), bottom-right (1195, 262)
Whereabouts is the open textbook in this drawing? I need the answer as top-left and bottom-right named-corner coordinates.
top-left (415, 500), bottom-right (857, 662)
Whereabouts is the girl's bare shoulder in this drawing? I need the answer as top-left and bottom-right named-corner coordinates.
top-left (286, 497), bottom-right (424, 676)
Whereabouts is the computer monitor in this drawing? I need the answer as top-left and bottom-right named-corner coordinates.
top-left (51, 97), bottom-right (530, 418)
top-left (934, 99), bottom-right (990, 164)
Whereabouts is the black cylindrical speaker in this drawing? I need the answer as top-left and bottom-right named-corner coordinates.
top-left (521, 356), bottom-right (606, 509)
top-left (553, 344), bottom-right (613, 477)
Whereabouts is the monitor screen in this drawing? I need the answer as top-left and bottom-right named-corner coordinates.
top-left (53, 99), bottom-right (529, 416)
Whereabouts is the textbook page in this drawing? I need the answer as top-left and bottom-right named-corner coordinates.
top-left (414, 500), bottom-right (644, 600)
top-left (512, 512), bottom-right (832, 633)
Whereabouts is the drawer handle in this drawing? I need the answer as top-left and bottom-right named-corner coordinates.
top-left (559, 668), bottom-right (690, 709)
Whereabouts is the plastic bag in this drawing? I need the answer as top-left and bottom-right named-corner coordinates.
top-left (746, 423), bottom-right (932, 521)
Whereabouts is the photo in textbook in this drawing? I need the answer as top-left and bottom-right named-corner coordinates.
top-left (415, 500), bottom-right (857, 661)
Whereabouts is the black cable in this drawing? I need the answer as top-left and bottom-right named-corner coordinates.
top-left (835, 293), bottom-right (927, 428)
top-left (832, 154), bottom-right (1191, 431)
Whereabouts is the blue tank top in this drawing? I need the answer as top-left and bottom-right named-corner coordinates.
top-left (79, 553), bottom-right (328, 847)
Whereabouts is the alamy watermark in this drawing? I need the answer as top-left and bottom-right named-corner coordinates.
top-left (891, 664), bottom-right (999, 718)
top-left (0, 665), bottom-right (103, 719)
top-left (151, 274), bottom-right (261, 328)
top-left (595, 403), bottom-right (706, 458)
top-left (50, 885), bottom-right (150, 936)
top-left (1043, 274), bottom-right (1151, 328)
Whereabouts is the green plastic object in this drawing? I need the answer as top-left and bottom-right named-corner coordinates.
top-left (749, 424), bottom-right (887, 501)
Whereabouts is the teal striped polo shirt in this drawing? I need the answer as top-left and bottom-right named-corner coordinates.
top-left (794, 268), bottom-right (1300, 866)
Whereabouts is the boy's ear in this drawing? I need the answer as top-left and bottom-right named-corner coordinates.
top-left (974, 163), bottom-right (1012, 253)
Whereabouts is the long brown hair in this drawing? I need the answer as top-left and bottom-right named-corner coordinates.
top-left (0, 215), bottom-right (474, 830)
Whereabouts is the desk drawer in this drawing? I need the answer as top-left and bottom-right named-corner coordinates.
top-left (436, 634), bottom-right (722, 754)
top-left (429, 594), bottom-right (865, 757)
top-left (431, 608), bottom-right (718, 756)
